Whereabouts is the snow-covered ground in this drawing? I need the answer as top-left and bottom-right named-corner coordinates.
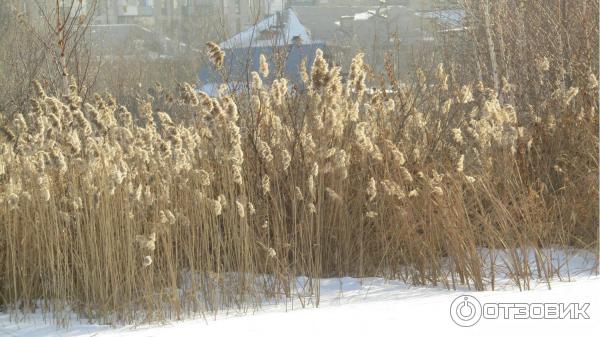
top-left (2, 276), bottom-right (598, 337)
top-left (2, 250), bottom-right (599, 337)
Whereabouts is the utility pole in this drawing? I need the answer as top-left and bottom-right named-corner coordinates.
top-left (483, 0), bottom-right (499, 94)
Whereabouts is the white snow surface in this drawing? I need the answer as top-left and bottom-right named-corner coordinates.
top-left (220, 8), bottom-right (312, 49)
top-left (2, 277), bottom-right (599, 337)
top-left (1, 249), bottom-right (599, 337)
top-left (353, 11), bottom-right (375, 21)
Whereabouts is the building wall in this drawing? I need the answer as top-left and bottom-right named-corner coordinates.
top-left (221, 0), bottom-right (269, 37)
top-left (83, 0), bottom-right (151, 25)
top-left (16, 0), bottom-right (296, 43)
top-left (17, 0), bottom-right (93, 25)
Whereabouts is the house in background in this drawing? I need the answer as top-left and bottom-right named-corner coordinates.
top-left (17, 1), bottom-right (342, 58)
top-left (94, 1), bottom-right (284, 51)
top-left (291, 2), bottom-right (417, 73)
top-left (92, 0), bottom-right (154, 25)
top-left (14, 0), bottom-right (93, 25)
top-left (88, 24), bottom-right (168, 58)
top-left (291, 0), bottom-right (464, 74)
top-left (198, 8), bottom-right (326, 95)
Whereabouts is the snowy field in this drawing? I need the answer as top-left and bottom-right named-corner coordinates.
top-left (2, 250), bottom-right (599, 337)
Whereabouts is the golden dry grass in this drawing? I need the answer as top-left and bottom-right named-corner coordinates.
top-left (0, 47), bottom-right (597, 323)
top-left (0, 1), bottom-right (599, 324)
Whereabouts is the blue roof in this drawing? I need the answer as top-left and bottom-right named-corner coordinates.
top-left (198, 43), bottom-right (327, 95)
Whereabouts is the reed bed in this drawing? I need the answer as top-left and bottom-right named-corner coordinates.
top-left (0, 44), bottom-right (598, 324)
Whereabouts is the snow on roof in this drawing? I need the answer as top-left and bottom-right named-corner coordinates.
top-left (353, 11), bottom-right (375, 21)
top-left (220, 8), bottom-right (313, 49)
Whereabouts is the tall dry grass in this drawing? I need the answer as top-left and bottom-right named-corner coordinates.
top-left (0, 43), bottom-right (597, 323)
top-left (1, 0), bottom-right (599, 323)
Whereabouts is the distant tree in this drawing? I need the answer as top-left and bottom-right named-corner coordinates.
top-left (25, 0), bottom-right (98, 93)
top-left (0, 0), bottom-right (101, 114)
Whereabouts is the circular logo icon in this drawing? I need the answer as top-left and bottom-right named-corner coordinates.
top-left (450, 295), bottom-right (482, 327)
